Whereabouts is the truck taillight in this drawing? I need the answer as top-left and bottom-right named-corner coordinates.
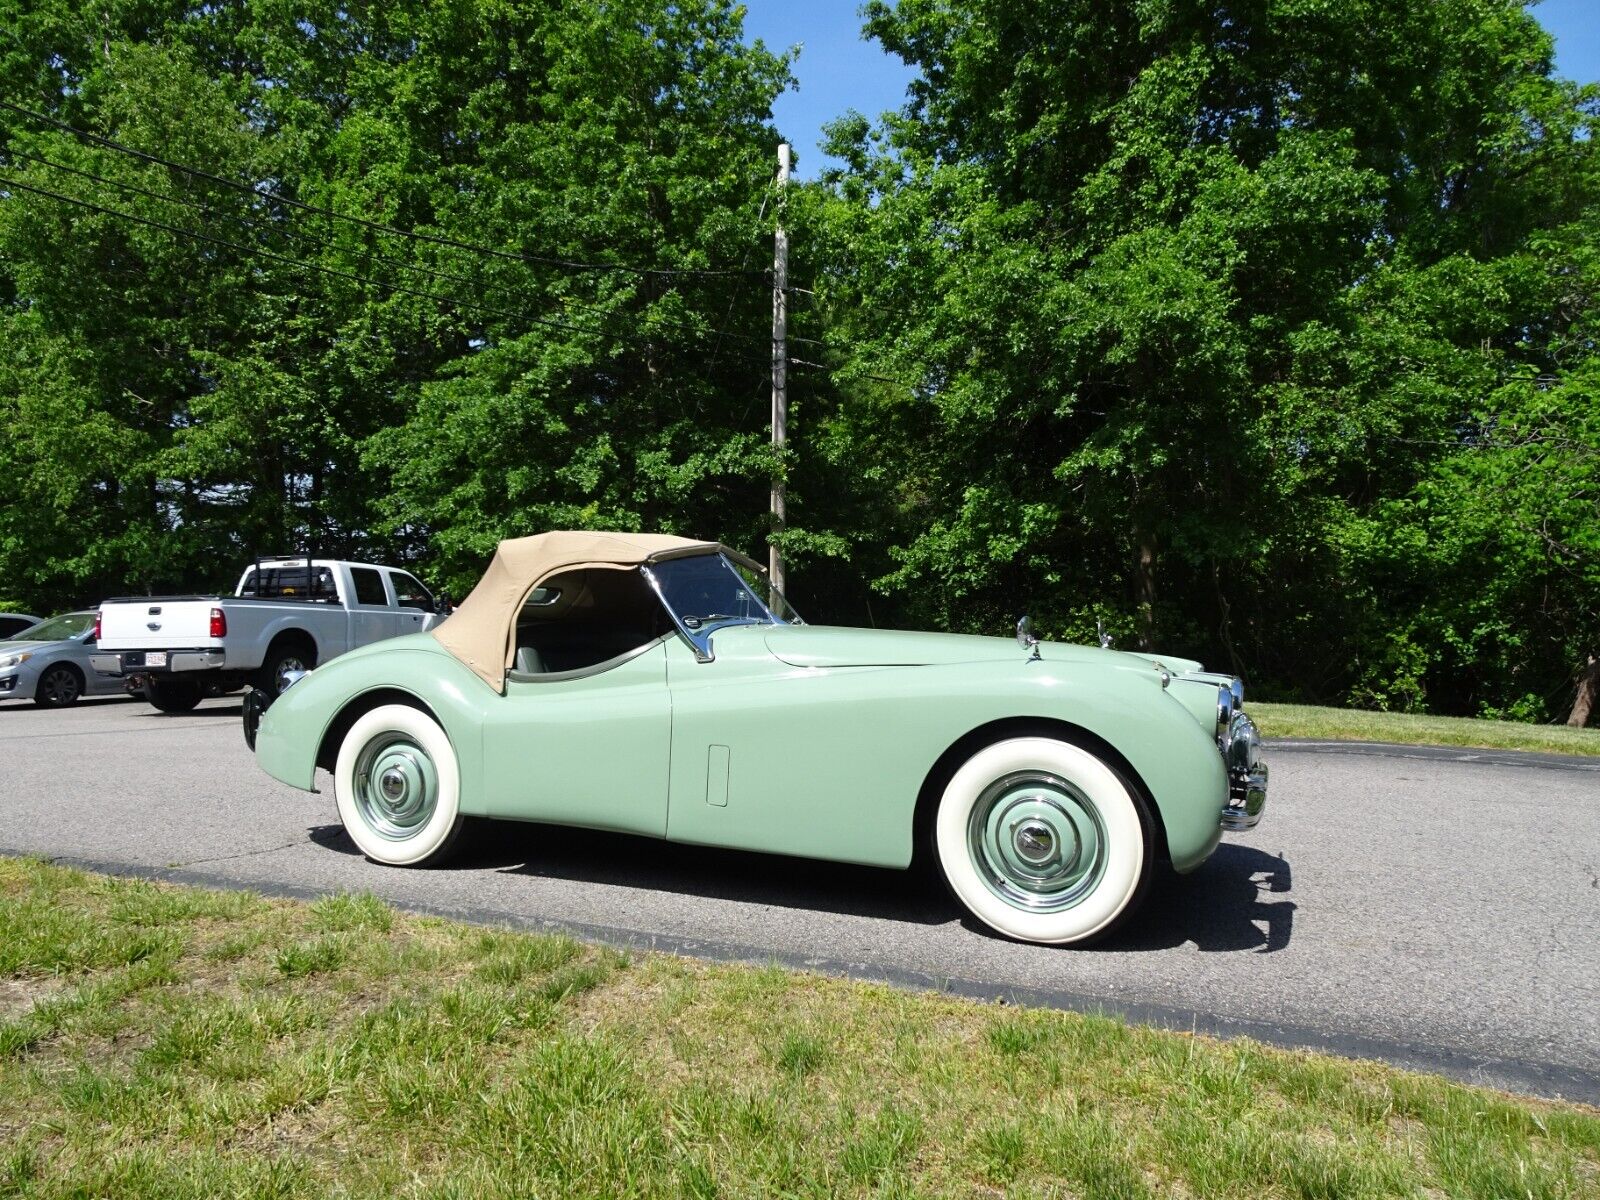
top-left (209, 607), bottom-right (227, 638)
top-left (92, 612), bottom-right (101, 641)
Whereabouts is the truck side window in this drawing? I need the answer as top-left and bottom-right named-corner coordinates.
top-left (390, 572), bottom-right (434, 611)
top-left (350, 567), bottom-right (390, 607)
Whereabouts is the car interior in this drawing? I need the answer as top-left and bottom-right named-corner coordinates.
top-left (511, 567), bottom-right (674, 676)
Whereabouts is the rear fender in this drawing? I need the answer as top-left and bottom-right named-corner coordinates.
top-left (254, 646), bottom-right (494, 813)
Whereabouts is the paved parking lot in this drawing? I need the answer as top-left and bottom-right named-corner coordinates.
top-left (4, 694), bottom-right (1598, 1101)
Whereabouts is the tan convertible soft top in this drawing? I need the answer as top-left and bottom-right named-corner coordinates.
top-left (431, 530), bottom-right (755, 690)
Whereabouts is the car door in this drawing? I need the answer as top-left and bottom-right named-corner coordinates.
top-left (386, 569), bottom-right (437, 636)
top-left (347, 566), bottom-right (398, 645)
top-left (479, 640), bottom-right (672, 837)
top-left (662, 626), bottom-right (928, 870)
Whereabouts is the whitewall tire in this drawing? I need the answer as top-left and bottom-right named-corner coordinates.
top-left (334, 704), bottom-right (464, 866)
top-left (935, 736), bottom-right (1150, 945)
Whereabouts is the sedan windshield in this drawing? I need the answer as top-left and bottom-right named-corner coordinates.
top-left (16, 612), bottom-right (94, 641)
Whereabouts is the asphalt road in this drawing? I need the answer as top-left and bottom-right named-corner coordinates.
top-left (4, 696), bottom-right (1598, 1103)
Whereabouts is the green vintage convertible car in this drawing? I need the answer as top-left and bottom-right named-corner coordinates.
top-left (244, 531), bottom-right (1267, 945)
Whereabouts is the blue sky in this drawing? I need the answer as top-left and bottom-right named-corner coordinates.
top-left (742, 0), bottom-right (1600, 179)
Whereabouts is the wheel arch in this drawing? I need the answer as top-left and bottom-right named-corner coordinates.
top-left (264, 627), bottom-right (319, 668)
top-left (42, 659), bottom-right (85, 685)
top-left (315, 687), bottom-right (447, 774)
top-left (912, 716), bottom-right (1170, 869)
top-left (35, 659), bottom-right (86, 702)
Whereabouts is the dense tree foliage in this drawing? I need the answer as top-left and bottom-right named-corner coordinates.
top-left (808, 0), bottom-right (1600, 722)
top-left (0, 0), bottom-right (793, 597)
top-left (0, 0), bottom-right (1595, 722)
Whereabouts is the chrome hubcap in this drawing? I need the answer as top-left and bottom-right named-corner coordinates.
top-left (1013, 821), bottom-right (1055, 865)
top-left (275, 657), bottom-right (305, 693)
top-left (352, 734), bottom-right (438, 840)
top-left (968, 771), bottom-right (1107, 912)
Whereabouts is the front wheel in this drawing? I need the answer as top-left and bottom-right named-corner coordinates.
top-left (34, 664), bottom-right (84, 708)
top-left (334, 704), bottom-right (464, 866)
top-left (934, 736), bottom-right (1152, 945)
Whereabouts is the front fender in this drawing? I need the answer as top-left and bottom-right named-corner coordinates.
top-left (254, 642), bottom-right (496, 814)
top-left (911, 658), bottom-right (1226, 872)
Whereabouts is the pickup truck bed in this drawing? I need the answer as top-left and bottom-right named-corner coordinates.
top-left (92, 559), bottom-right (443, 711)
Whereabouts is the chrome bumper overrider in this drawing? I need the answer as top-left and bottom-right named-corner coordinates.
top-left (1220, 710), bottom-right (1268, 832)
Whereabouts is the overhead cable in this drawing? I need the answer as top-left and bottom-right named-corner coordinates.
top-left (0, 98), bottom-right (770, 280)
top-left (0, 142), bottom-right (775, 347)
top-left (0, 172), bottom-right (635, 341)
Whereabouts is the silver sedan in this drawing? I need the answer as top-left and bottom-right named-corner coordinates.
top-left (0, 612), bottom-right (127, 708)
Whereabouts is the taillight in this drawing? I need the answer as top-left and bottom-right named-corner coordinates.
top-left (92, 612), bottom-right (101, 641)
top-left (209, 607), bottom-right (227, 638)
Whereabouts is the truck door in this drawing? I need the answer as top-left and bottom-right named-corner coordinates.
top-left (386, 570), bottom-right (438, 636)
top-left (347, 565), bottom-right (397, 645)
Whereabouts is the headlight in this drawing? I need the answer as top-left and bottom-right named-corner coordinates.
top-left (1230, 678), bottom-right (1245, 710)
top-left (1216, 685), bottom-right (1234, 740)
top-left (0, 652), bottom-right (31, 670)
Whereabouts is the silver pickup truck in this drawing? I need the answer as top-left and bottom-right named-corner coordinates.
top-left (91, 558), bottom-right (445, 712)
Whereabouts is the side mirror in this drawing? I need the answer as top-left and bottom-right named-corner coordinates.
top-left (435, 592), bottom-right (453, 616)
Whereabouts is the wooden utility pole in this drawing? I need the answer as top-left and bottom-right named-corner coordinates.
top-left (769, 142), bottom-right (790, 599)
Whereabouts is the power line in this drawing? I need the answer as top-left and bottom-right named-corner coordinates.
top-left (0, 141), bottom-right (776, 348)
top-left (788, 355), bottom-right (920, 390)
top-left (0, 98), bottom-right (770, 281)
top-left (0, 172), bottom-right (640, 342)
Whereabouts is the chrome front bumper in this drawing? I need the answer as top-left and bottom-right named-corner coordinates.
top-left (1220, 711), bottom-right (1268, 831)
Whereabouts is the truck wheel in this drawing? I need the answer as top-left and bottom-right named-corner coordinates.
top-left (933, 736), bottom-right (1152, 945)
top-left (334, 704), bottom-right (463, 866)
top-left (259, 640), bottom-right (315, 695)
top-left (146, 677), bottom-right (203, 713)
top-left (34, 664), bottom-right (84, 708)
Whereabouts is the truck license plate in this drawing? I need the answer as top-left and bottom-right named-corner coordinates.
top-left (146, 652), bottom-right (168, 668)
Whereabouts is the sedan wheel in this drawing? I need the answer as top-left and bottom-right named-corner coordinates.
top-left (935, 737), bottom-right (1151, 945)
top-left (335, 704), bottom-right (463, 866)
top-left (34, 664), bottom-right (83, 708)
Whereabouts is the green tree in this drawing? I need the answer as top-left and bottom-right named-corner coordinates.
top-left (809, 0), bottom-right (1599, 718)
top-left (0, 0), bottom-right (793, 609)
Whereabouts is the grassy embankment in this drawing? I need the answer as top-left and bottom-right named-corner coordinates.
top-left (1, 858), bottom-right (1596, 1198)
top-left (1250, 701), bottom-right (1600, 758)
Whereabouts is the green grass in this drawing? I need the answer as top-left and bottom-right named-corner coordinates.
top-left (1251, 701), bottom-right (1600, 757)
top-left (0, 858), bottom-right (1595, 1198)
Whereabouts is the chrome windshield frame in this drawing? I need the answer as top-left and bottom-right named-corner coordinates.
top-left (640, 553), bottom-right (788, 664)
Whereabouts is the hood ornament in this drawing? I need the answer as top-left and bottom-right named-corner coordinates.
top-left (1097, 619), bottom-right (1113, 650)
top-left (1016, 615), bottom-right (1041, 662)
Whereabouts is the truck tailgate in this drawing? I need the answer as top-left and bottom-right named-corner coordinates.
top-left (96, 598), bottom-right (222, 651)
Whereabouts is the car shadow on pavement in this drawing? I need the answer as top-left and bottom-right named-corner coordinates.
top-left (1102, 843), bottom-right (1295, 954)
top-left (311, 819), bottom-right (1294, 950)
top-left (135, 703), bottom-right (245, 719)
top-left (310, 818), bottom-right (952, 926)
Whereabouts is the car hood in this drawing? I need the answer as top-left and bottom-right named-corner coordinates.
top-left (763, 625), bottom-right (1202, 674)
top-left (0, 638), bottom-right (71, 657)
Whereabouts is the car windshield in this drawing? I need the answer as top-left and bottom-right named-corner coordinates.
top-left (644, 554), bottom-right (800, 652)
top-left (17, 613), bottom-right (93, 641)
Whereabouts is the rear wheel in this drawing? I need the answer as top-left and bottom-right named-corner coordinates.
top-left (934, 736), bottom-right (1152, 945)
top-left (146, 677), bottom-right (202, 713)
top-left (33, 664), bottom-right (84, 708)
top-left (259, 640), bottom-right (315, 695)
top-left (334, 704), bottom-right (463, 866)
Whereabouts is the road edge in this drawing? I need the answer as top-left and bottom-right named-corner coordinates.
top-left (5, 847), bottom-right (1596, 1108)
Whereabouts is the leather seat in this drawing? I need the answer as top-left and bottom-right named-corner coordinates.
top-left (514, 645), bottom-right (546, 674)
